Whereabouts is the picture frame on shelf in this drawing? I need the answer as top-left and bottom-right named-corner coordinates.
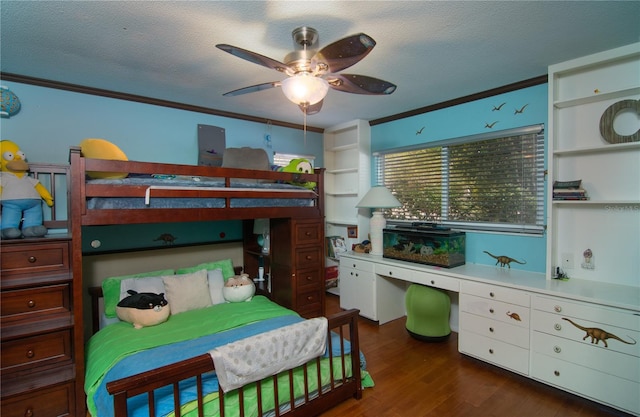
top-left (347, 225), bottom-right (358, 239)
top-left (326, 235), bottom-right (347, 259)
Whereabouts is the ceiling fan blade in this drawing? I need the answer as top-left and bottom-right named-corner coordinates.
top-left (326, 74), bottom-right (397, 95)
top-left (313, 33), bottom-right (376, 73)
top-left (299, 99), bottom-right (323, 115)
top-left (216, 44), bottom-right (289, 73)
top-left (222, 81), bottom-right (281, 97)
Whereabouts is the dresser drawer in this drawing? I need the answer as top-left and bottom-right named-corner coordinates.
top-left (460, 293), bottom-right (530, 328)
top-left (531, 352), bottom-right (640, 415)
top-left (532, 309), bottom-right (639, 357)
top-left (1, 381), bottom-right (74, 417)
top-left (296, 289), bottom-right (323, 317)
top-left (295, 246), bottom-right (323, 265)
top-left (460, 311), bottom-right (529, 348)
top-left (1, 330), bottom-right (72, 373)
top-left (461, 280), bottom-right (530, 307)
top-left (295, 268), bottom-right (322, 292)
top-left (1, 284), bottom-right (70, 320)
top-left (532, 330), bottom-right (639, 383)
top-left (293, 221), bottom-right (322, 245)
top-left (459, 331), bottom-right (529, 375)
top-left (1, 241), bottom-right (70, 278)
top-left (533, 295), bottom-right (640, 332)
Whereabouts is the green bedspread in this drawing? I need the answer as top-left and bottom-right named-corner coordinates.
top-left (85, 296), bottom-right (298, 416)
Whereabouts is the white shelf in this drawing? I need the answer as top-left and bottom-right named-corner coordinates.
top-left (552, 200), bottom-right (640, 205)
top-left (326, 143), bottom-right (358, 152)
top-left (553, 86), bottom-right (640, 109)
top-left (326, 191), bottom-right (358, 196)
top-left (326, 218), bottom-right (358, 226)
top-left (554, 141), bottom-right (640, 156)
top-left (326, 167), bottom-right (358, 174)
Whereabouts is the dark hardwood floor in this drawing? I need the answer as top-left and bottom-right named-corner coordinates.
top-left (321, 293), bottom-right (633, 417)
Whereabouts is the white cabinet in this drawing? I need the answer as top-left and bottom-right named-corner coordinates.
top-left (531, 295), bottom-right (640, 415)
top-left (339, 258), bottom-right (376, 320)
top-left (546, 42), bottom-right (640, 286)
top-left (323, 120), bottom-right (371, 248)
top-left (459, 281), bottom-right (531, 375)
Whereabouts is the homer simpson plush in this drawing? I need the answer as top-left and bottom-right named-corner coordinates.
top-left (0, 140), bottom-right (53, 239)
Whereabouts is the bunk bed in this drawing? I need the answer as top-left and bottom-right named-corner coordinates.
top-left (65, 147), bottom-right (366, 416)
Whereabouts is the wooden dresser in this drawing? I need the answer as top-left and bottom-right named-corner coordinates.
top-left (270, 218), bottom-right (325, 318)
top-left (1, 235), bottom-right (81, 416)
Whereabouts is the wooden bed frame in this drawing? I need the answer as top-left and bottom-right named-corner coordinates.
top-left (64, 148), bottom-right (365, 416)
top-left (88, 286), bottom-right (362, 417)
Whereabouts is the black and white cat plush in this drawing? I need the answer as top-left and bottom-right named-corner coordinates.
top-left (116, 290), bottom-right (170, 329)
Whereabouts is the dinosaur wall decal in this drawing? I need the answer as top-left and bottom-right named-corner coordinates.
top-left (562, 318), bottom-right (637, 348)
top-left (483, 251), bottom-right (527, 268)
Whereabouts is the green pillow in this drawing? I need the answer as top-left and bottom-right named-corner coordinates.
top-left (176, 259), bottom-right (235, 280)
top-left (102, 269), bottom-right (175, 318)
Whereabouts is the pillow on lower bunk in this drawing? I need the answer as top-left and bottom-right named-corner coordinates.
top-left (80, 138), bottom-right (129, 179)
top-left (207, 268), bottom-right (226, 305)
top-left (102, 269), bottom-right (175, 319)
top-left (163, 269), bottom-right (212, 314)
top-left (176, 258), bottom-right (235, 280)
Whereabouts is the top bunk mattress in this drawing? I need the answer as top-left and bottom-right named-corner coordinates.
top-left (86, 175), bottom-right (315, 209)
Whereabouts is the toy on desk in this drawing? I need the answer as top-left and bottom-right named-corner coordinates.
top-left (483, 251), bottom-right (527, 268)
top-left (0, 140), bottom-right (53, 239)
top-left (352, 240), bottom-right (371, 253)
top-left (278, 158), bottom-right (316, 190)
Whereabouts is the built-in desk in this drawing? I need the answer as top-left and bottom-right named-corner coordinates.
top-left (338, 251), bottom-right (640, 415)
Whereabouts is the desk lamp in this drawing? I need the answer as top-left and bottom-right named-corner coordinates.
top-left (356, 186), bottom-right (401, 256)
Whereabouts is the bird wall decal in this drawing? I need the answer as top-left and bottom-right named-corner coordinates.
top-left (416, 126), bottom-right (425, 135)
top-left (514, 104), bottom-right (529, 114)
top-left (485, 121), bottom-right (498, 128)
top-left (492, 102), bottom-right (506, 111)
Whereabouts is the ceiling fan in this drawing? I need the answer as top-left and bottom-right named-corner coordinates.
top-left (216, 27), bottom-right (397, 115)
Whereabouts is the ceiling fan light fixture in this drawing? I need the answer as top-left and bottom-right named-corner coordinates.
top-left (281, 74), bottom-right (329, 106)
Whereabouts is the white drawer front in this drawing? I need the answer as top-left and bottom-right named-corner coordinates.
top-left (341, 258), bottom-right (374, 273)
top-left (460, 311), bottom-right (529, 348)
top-left (531, 352), bottom-right (640, 416)
top-left (533, 295), bottom-right (640, 332)
top-left (532, 331), bottom-right (639, 383)
top-left (532, 310), bottom-right (640, 358)
top-left (459, 331), bottom-right (529, 375)
top-left (412, 270), bottom-right (460, 292)
top-left (460, 293), bottom-right (530, 329)
top-left (461, 280), bottom-right (530, 307)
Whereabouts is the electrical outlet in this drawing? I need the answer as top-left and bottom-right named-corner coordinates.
top-left (562, 252), bottom-right (574, 269)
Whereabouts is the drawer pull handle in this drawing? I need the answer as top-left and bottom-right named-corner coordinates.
top-left (352, 264), bottom-right (356, 267)
top-left (430, 280), bottom-right (435, 285)
top-left (489, 308), bottom-right (495, 314)
top-left (489, 348), bottom-right (494, 354)
top-left (554, 370), bottom-right (560, 377)
top-left (305, 255), bottom-right (312, 260)
top-left (28, 256), bottom-right (37, 263)
top-left (24, 407), bottom-right (34, 417)
top-left (554, 323), bottom-right (562, 331)
top-left (27, 300), bottom-right (36, 308)
top-left (307, 296), bottom-right (313, 301)
top-left (26, 349), bottom-right (35, 359)
top-left (553, 346), bottom-right (561, 353)
top-left (388, 271), bottom-right (393, 276)
top-left (305, 231), bottom-right (311, 236)
top-left (489, 292), bottom-right (495, 298)
top-left (554, 305), bottom-right (562, 313)
top-left (489, 327), bottom-right (494, 333)
top-left (306, 276), bottom-right (312, 281)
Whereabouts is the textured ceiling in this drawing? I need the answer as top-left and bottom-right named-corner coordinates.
top-left (1, 1), bottom-right (639, 129)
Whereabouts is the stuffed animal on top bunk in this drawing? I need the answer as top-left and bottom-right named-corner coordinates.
top-left (222, 273), bottom-right (256, 303)
top-left (116, 290), bottom-right (170, 329)
top-left (278, 158), bottom-right (316, 190)
top-left (0, 140), bottom-right (54, 239)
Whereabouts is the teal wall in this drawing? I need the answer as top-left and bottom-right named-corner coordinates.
top-left (1, 81), bottom-right (323, 252)
top-left (371, 84), bottom-right (548, 273)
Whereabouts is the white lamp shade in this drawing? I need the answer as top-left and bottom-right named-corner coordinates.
top-left (356, 186), bottom-right (401, 209)
top-left (281, 74), bottom-right (329, 106)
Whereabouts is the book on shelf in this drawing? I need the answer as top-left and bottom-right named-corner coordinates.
top-left (553, 179), bottom-right (588, 200)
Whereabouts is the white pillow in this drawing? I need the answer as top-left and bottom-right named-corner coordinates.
top-left (207, 268), bottom-right (226, 305)
top-left (163, 269), bottom-right (212, 314)
top-left (119, 276), bottom-right (166, 303)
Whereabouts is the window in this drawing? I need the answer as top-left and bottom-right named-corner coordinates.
top-left (273, 152), bottom-right (315, 168)
top-left (374, 124), bottom-right (545, 234)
